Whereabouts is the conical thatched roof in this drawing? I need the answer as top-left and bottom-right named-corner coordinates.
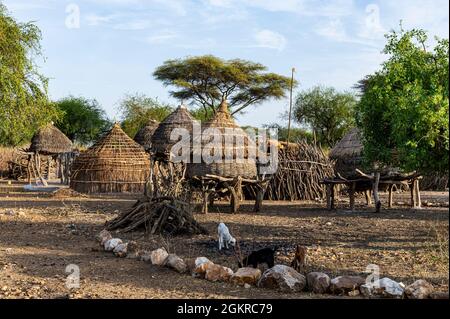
top-left (29, 123), bottom-right (73, 155)
top-left (187, 100), bottom-right (257, 179)
top-left (151, 105), bottom-right (196, 159)
top-left (70, 123), bottom-right (150, 194)
top-left (134, 119), bottom-right (159, 152)
top-left (330, 128), bottom-right (363, 178)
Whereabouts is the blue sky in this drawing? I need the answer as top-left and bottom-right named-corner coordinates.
top-left (3, 0), bottom-right (449, 127)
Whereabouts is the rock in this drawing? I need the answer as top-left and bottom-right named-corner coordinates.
top-left (244, 283), bottom-right (251, 289)
top-left (205, 264), bottom-right (234, 282)
top-left (306, 272), bottom-right (331, 294)
top-left (257, 265), bottom-right (306, 292)
top-left (104, 238), bottom-right (122, 252)
top-left (348, 289), bottom-right (360, 297)
top-left (361, 278), bottom-right (404, 298)
top-left (405, 280), bottom-right (434, 299)
top-left (96, 230), bottom-right (112, 245)
top-left (430, 291), bottom-right (449, 299)
top-left (165, 254), bottom-right (187, 273)
top-left (330, 276), bottom-right (365, 295)
top-left (150, 248), bottom-right (169, 266)
top-left (231, 268), bottom-right (261, 286)
top-left (139, 251), bottom-right (152, 262)
top-left (125, 241), bottom-right (139, 259)
top-left (113, 243), bottom-right (128, 258)
top-left (192, 257), bottom-right (214, 278)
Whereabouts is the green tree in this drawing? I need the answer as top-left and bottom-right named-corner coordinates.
top-left (55, 96), bottom-right (111, 146)
top-left (263, 123), bottom-right (314, 143)
top-left (153, 55), bottom-right (294, 116)
top-left (0, 4), bottom-right (60, 146)
top-left (355, 27), bottom-right (449, 173)
top-left (293, 86), bottom-right (356, 148)
top-left (118, 93), bottom-right (173, 138)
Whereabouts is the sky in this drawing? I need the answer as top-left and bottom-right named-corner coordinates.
top-left (2, 0), bottom-right (449, 127)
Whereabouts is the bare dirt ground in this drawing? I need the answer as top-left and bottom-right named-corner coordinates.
top-left (0, 187), bottom-right (448, 299)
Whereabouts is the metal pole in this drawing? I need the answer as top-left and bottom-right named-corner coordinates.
top-left (287, 67), bottom-right (296, 146)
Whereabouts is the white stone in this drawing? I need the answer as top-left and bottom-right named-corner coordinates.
top-left (104, 238), bottom-right (123, 252)
top-left (150, 248), bottom-right (169, 266)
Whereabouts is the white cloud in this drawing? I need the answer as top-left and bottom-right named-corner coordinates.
top-left (114, 20), bottom-right (151, 30)
top-left (145, 30), bottom-right (178, 44)
top-left (254, 30), bottom-right (287, 51)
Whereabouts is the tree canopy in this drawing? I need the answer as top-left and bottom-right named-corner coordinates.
top-left (293, 86), bottom-right (356, 148)
top-left (118, 93), bottom-right (173, 138)
top-left (0, 4), bottom-right (60, 146)
top-left (55, 96), bottom-right (111, 146)
top-left (153, 55), bottom-right (294, 116)
top-left (355, 27), bottom-right (449, 173)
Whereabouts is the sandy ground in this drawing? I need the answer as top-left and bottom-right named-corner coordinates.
top-left (0, 188), bottom-right (448, 299)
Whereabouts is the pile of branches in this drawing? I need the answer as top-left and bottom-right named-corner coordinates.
top-left (106, 196), bottom-right (208, 236)
top-left (420, 172), bottom-right (449, 191)
top-left (248, 140), bottom-right (334, 201)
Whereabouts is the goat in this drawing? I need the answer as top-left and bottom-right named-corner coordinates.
top-left (218, 222), bottom-right (236, 250)
top-left (238, 247), bottom-right (278, 269)
top-left (291, 245), bottom-right (307, 273)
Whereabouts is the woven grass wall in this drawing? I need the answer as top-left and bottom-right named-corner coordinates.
top-left (70, 124), bottom-right (150, 194)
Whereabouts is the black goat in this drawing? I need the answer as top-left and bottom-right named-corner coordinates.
top-left (238, 247), bottom-right (278, 269)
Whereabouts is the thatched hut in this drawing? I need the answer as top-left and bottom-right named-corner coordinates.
top-left (329, 128), bottom-right (363, 178)
top-left (151, 105), bottom-right (196, 160)
top-left (70, 123), bottom-right (150, 194)
top-left (187, 100), bottom-right (257, 179)
top-left (27, 123), bottom-right (73, 184)
top-left (29, 123), bottom-right (73, 155)
top-left (134, 119), bottom-right (159, 152)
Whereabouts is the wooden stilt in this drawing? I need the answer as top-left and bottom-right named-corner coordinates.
top-left (202, 191), bottom-right (209, 214)
top-left (326, 184), bottom-right (332, 210)
top-left (365, 189), bottom-right (372, 206)
top-left (414, 179), bottom-right (421, 208)
top-left (373, 172), bottom-right (381, 213)
top-left (410, 181), bottom-right (416, 208)
top-left (388, 184), bottom-right (394, 208)
top-left (349, 182), bottom-right (356, 211)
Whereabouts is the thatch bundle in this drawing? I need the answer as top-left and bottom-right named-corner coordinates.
top-left (246, 140), bottom-right (334, 201)
top-left (151, 105), bottom-right (196, 160)
top-left (134, 119), bottom-right (159, 152)
top-left (329, 128), bottom-right (363, 178)
top-left (70, 123), bottom-right (150, 193)
top-left (187, 100), bottom-right (257, 179)
top-left (29, 123), bottom-right (73, 155)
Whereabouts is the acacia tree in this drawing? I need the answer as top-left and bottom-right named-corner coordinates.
top-left (153, 55), bottom-right (294, 116)
top-left (293, 86), bottom-right (356, 148)
top-left (55, 96), bottom-right (111, 146)
top-left (0, 4), bottom-right (60, 146)
top-left (355, 27), bottom-right (449, 173)
top-left (118, 93), bottom-right (173, 138)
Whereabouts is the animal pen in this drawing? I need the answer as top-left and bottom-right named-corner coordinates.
top-left (70, 123), bottom-right (150, 194)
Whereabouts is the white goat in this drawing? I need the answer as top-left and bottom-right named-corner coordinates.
top-left (218, 222), bottom-right (236, 250)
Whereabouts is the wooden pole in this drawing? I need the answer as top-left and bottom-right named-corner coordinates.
top-left (388, 184), bottom-right (394, 208)
top-left (286, 67), bottom-right (296, 146)
top-left (349, 182), bottom-right (356, 211)
top-left (373, 172), bottom-right (381, 213)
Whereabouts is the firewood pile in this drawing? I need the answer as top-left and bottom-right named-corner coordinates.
top-left (247, 140), bottom-right (334, 201)
top-left (106, 196), bottom-right (208, 235)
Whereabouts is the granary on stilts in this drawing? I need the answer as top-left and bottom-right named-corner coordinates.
top-left (70, 123), bottom-right (150, 194)
top-left (134, 119), bottom-right (159, 153)
top-left (27, 123), bottom-right (74, 185)
top-left (186, 100), bottom-right (264, 213)
top-left (323, 128), bottom-right (422, 212)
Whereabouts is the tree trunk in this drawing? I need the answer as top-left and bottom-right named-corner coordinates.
top-left (373, 173), bottom-right (381, 213)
